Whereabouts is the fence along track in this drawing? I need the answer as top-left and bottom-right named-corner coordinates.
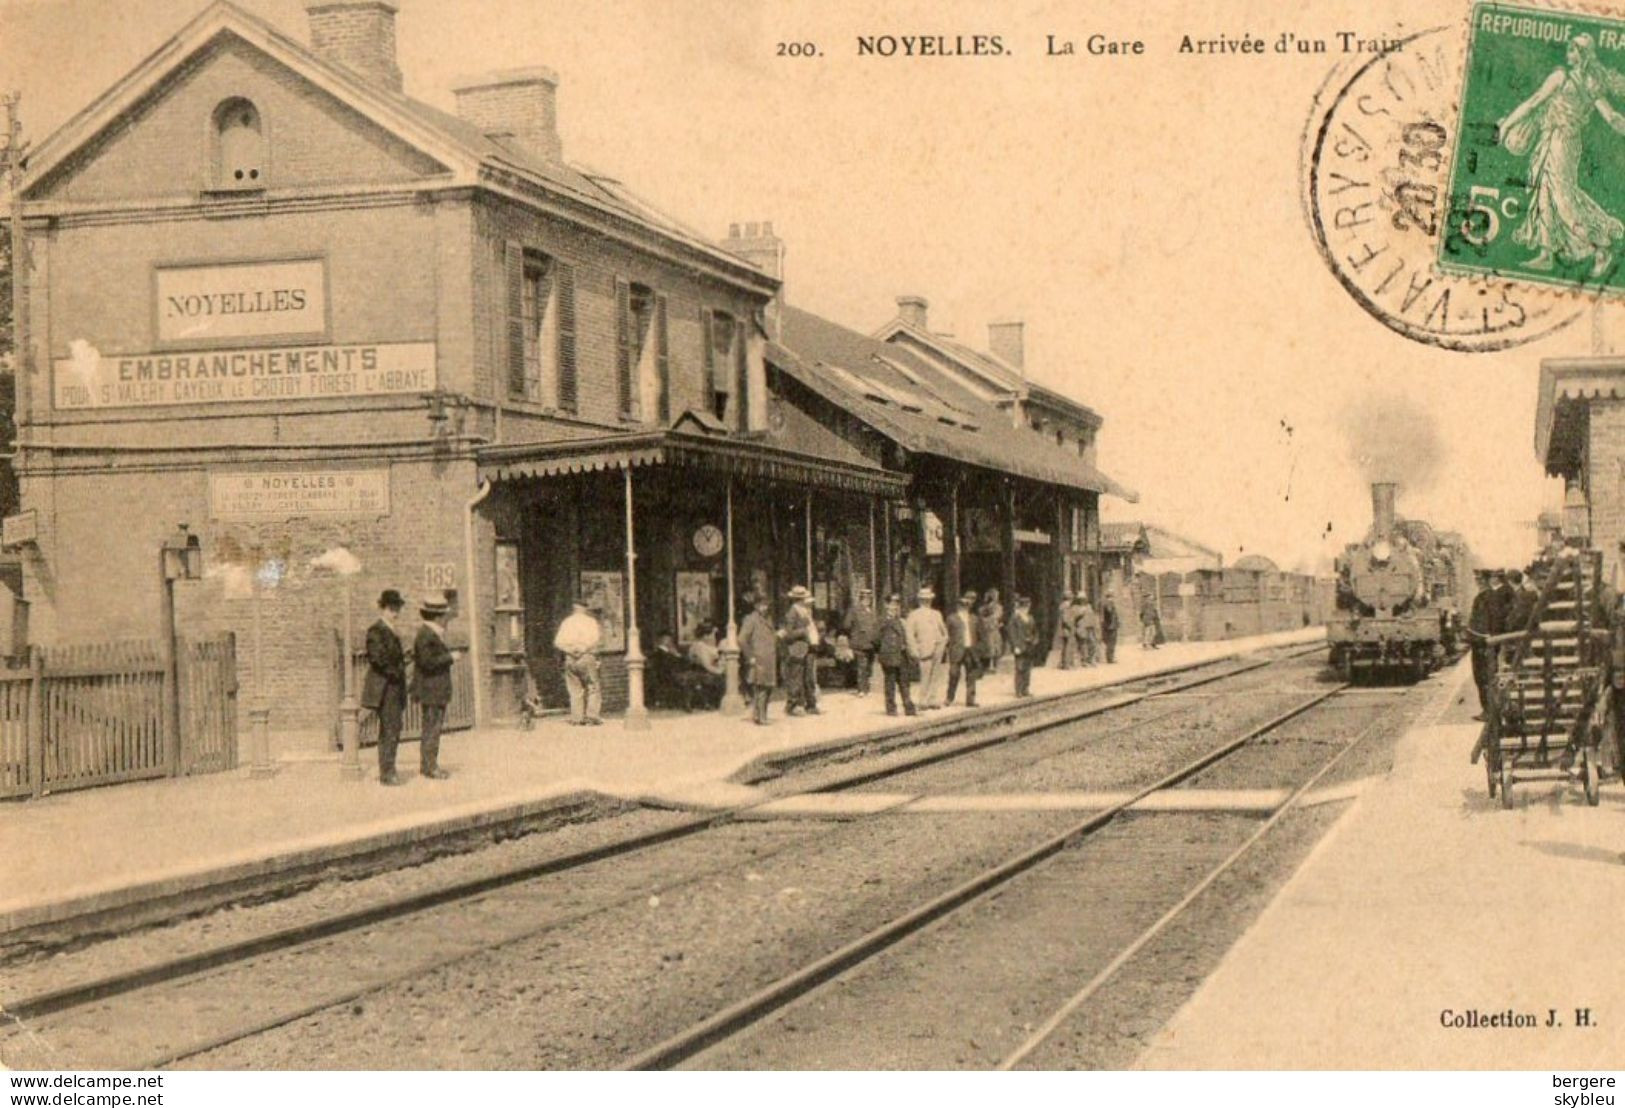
top-left (0, 635), bottom-right (237, 799)
top-left (2, 645), bottom-right (1322, 1045)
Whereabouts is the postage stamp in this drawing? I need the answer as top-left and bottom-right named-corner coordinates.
top-left (1440, 2), bottom-right (1625, 295)
top-left (1303, 23), bottom-right (1582, 352)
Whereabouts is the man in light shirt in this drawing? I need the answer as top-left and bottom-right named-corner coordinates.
top-left (905, 586), bottom-right (949, 710)
top-left (553, 598), bottom-right (603, 726)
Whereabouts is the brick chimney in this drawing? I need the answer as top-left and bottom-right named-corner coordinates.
top-left (452, 68), bottom-right (562, 163)
top-left (896, 295), bottom-right (929, 331)
top-left (723, 221), bottom-right (786, 338)
top-left (305, 1), bottom-right (403, 92)
top-left (988, 319), bottom-right (1025, 372)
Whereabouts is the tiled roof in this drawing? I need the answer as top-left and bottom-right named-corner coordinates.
top-left (775, 306), bottom-right (1135, 500)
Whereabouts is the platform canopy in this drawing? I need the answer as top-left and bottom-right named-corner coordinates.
top-left (477, 428), bottom-right (910, 497)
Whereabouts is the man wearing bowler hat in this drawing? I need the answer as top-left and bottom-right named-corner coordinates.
top-left (362, 588), bottom-right (407, 786)
top-left (409, 590), bottom-right (455, 780)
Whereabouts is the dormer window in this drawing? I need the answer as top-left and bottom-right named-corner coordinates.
top-left (213, 98), bottom-right (265, 189)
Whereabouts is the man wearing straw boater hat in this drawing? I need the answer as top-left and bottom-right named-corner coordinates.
top-left (779, 585), bottom-right (820, 715)
top-left (409, 590), bottom-right (455, 780)
top-left (361, 588), bottom-right (408, 786)
top-left (906, 585), bottom-right (948, 710)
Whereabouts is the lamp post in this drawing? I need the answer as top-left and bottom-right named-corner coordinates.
top-left (160, 524), bottom-right (203, 776)
top-left (311, 546), bottom-right (364, 779)
top-left (720, 477), bottom-right (746, 716)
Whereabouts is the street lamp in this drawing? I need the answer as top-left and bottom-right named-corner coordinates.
top-left (159, 524), bottom-right (203, 775)
top-left (311, 545), bottom-right (364, 780)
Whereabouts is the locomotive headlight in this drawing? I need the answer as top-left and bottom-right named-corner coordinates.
top-left (1372, 540), bottom-right (1392, 563)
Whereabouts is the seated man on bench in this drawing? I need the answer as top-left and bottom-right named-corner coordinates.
top-left (685, 621), bottom-right (726, 710)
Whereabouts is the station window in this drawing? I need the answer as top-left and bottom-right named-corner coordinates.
top-left (213, 98), bottom-right (265, 189)
top-left (618, 281), bottom-right (668, 422)
top-left (521, 257), bottom-right (557, 403)
top-left (507, 245), bottom-right (578, 411)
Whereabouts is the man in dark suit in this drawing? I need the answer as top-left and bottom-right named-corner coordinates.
top-left (946, 590), bottom-right (983, 708)
top-left (876, 594), bottom-right (916, 717)
top-left (361, 589), bottom-right (407, 786)
top-left (1008, 594), bottom-right (1037, 697)
top-left (409, 590), bottom-right (455, 780)
top-left (1099, 595), bottom-right (1120, 664)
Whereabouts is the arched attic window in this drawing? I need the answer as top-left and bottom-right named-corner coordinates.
top-left (213, 98), bottom-right (265, 188)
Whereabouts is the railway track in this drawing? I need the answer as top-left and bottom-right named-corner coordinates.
top-left (622, 680), bottom-right (1391, 1069)
top-left (0, 644), bottom-right (1340, 1069)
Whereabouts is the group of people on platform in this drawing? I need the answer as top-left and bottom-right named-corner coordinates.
top-left (359, 577), bottom-right (1174, 779)
top-left (558, 582), bottom-right (1151, 728)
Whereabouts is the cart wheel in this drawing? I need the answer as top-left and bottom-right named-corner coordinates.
top-left (1500, 763), bottom-right (1515, 809)
top-left (1585, 750), bottom-right (1601, 807)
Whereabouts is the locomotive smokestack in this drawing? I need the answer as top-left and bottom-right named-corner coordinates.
top-left (1372, 482), bottom-right (1398, 542)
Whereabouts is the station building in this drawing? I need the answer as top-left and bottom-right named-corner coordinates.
top-left (7, 0), bottom-right (1128, 748)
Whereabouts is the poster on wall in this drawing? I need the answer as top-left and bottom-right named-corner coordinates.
top-left (578, 570), bottom-right (625, 653)
top-left (675, 571), bottom-right (713, 645)
top-left (923, 511), bottom-right (944, 557)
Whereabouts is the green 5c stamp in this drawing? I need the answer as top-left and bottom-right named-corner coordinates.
top-left (1443, 3), bottom-right (1625, 292)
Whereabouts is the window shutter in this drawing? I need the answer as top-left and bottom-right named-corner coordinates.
top-left (504, 242), bottom-right (525, 399)
top-left (655, 293), bottom-right (670, 425)
top-left (555, 263), bottom-right (577, 411)
top-left (615, 278), bottom-right (633, 418)
top-left (734, 317), bottom-right (748, 431)
top-left (701, 307), bottom-right (716, 413)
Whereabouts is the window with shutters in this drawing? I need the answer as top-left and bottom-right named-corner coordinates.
top-left (507, 244), bottom-right (576, 411)
top-left (624, 283), bottom-right (668, 424)
top-left (707, 311), bottom-right (738, 424)
top-left (519, 258), bottom-right (557, 404)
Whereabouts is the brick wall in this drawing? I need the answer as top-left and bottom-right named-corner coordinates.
top-left (1587, 399), bottom-right (1623, 583)
top-left (307, 2), bottom-right (403, 91)
top-left (21, 455), bottom-right (473, 737)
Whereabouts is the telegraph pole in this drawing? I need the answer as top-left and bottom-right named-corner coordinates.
top-left (2, 92), bottom-right (29, 464)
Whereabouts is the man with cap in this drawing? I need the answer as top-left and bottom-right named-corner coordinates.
top-left (946, 590), bottom-right (985, 708)
top-left (409, 591), bottom-right (455, 780)
top-left (779, 585), bottom-right (820, 716)
top-left (361, 588), bottom-right (407, 786)
top-left (842, 588), bottom-right (880, 696)
top-left (1008, 594), bottom-right (1038, 697)
top-left (553, 597), bottom-right (604, 725)
top-left (906, 586), bottom-right (949, 709)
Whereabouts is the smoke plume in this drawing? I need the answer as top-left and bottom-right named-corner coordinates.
top-left (1341, 394), bottom-right (1443, 493)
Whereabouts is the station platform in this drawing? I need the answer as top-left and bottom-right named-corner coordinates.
top-left (0, 629), bottom-right (1322, 935)
top-left (1135, 659), bottom-right (1625, 1070)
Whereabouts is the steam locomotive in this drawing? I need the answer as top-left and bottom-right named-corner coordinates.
top-left (1327, 482), bottom-right (1476, 681)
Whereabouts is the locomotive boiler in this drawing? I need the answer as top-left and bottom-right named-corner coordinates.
top-left (1327, 482), bottom-right (1475, 681)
